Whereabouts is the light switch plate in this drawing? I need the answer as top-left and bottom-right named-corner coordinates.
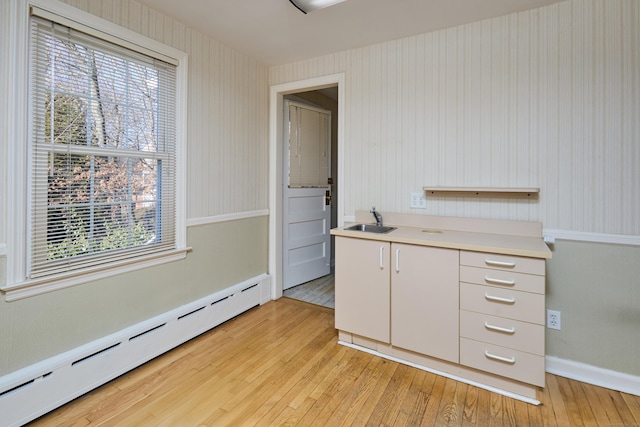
top-left (410, 192), bottom-right (427, 209)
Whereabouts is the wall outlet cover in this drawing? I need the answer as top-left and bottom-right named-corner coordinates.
top-left (410, 192), bottom-right (427, 209)
top-left (547, 309), bottom-right (561, 330)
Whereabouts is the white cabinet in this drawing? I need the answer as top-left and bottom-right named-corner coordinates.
top-left (459, 250), bottom-right (546, 387)
top-left (334, 237), bottom-right (390, 343)
top-left (331, 214), bottom-right (551, 403)
top-left (391, 243), bottom-right (459, 363)
top-left (335, 237), bottom-right (459, 362)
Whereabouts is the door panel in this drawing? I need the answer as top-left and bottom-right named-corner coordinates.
top-left (283, 100), bottom-right (332, 290)
top-left (283, 187), bottom-right (330, 289)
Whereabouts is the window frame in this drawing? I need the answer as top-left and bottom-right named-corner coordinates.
top-left (2, 0), bottom-right (188, 301)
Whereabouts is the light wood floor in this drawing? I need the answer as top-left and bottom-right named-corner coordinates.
top-left (29, 298), bottom-right (640, 426)
top-left (283, 273), bottom-right (335, 309)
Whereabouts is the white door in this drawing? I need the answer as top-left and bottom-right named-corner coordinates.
top-left (283, 100), bottom-right (332, 290)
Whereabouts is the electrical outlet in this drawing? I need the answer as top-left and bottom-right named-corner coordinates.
top-left (410, 192), bottom-right (427, 209)
top-left (547, 309), bottom-right (561, 330)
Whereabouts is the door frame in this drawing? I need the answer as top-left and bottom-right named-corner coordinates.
top-left (269, 73), bottom-right (345, 300)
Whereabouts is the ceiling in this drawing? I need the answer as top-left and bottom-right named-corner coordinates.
top-left (136, 0), bottom-right (565, 66)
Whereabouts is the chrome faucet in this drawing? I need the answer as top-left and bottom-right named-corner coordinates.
top-left (370, 206), bottom-right (383, 226)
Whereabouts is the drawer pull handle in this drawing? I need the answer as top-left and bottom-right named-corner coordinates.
top-left (380, 246), bottom-right (385, 269)
top-left (485, 259), bottom-right (516, 268)
top-left (485, 276), bottom-right (516, 286)
top-left (484, 351), bottom-right (516, 364)
top-left (485, 293), bottom-right (516, 304)
top-left (395, 248), bottom-right (400, 272)
top-left (484, 322), bottom-right (516, 334)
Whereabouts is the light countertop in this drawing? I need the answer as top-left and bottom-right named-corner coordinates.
top-left (331, 222), bottom-right (552, 259)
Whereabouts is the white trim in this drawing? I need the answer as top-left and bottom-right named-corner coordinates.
top-left (339, 341), bottom-right (540, 405)
top-left (0, 244), bottom-right (6, 257)
top-left (543, 229), bottom-right (640, 246)
top-left (269, 73), bottom-right (345, 301)
top-left (6, 0), bottom-right (30, 287)
top-left (187, 209), bottom-right (269, 227)
top-left (0, 274), bottom-right (269, 427)
top-left (1, 248), bottom-right (190, 301)
top-left (27, 0), bottom-right (185, 63)
top-left (546, 356), bottom-right (640, 397)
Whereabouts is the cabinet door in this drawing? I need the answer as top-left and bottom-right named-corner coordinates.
top-left (391, 244), bottom-right (459, 363)
top-left (335, 237), bottom-right (390, 343)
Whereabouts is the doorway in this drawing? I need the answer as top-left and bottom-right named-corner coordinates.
top-left (282, 99), bottom-right (333, 291)
top-left (268, 74), bottom-right (345, 302)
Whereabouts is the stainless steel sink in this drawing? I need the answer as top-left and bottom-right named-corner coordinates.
top-left (345, 224), bottom-right (396, 234)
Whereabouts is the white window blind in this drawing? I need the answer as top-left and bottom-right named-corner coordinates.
top-left (29, 14), bottom-right (177, 279)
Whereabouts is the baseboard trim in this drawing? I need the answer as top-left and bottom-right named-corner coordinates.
top-left (0, 273), bottom-right (271, 427)
top-left (546, 356), bottom-right (640, 396)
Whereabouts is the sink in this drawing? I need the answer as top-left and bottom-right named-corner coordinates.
top-left (345, 224), bottom-right (396, 234)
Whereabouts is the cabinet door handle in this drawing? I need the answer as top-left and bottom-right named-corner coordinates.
top-left (484, 350), bottom-right (516, 364)
top-left (484, 293), bottom-right (516, 304)
top-left (395, 248), bottom-right (400, 272)
top-left (485, 276), bottom-right (516, 286)
top-left (485, 259), bottom-right (516, 268)
top-left (484, 322), bottom-right (516, 334)
top-left (379, 246), bottom-right (385, 269)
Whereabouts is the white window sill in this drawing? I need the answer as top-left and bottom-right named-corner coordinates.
top-left (1, 248), bottom-right (191, 302)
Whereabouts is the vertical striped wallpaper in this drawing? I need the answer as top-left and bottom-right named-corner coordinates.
top-left (60, 0), bottom-right (270, 220)
top-left (270, 0), bottom-right (640, 236)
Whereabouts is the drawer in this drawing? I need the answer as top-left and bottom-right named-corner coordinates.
top-left (460, 338), bottom-right (545, 387)
top-left (460, 251), bottom-right (545, 276)
top-left (460, 310), bottom-right (544, 356)
top-left (460, 283), bottom-right (545, 325)
top-left (460, 265), bottom-right (545, 294)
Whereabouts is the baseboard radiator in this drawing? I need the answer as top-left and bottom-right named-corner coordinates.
top-left (0, 274), bottom-right (272, 427)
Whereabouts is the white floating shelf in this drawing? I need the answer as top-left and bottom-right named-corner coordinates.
top-left (424, 187), bottom-right (540, 198)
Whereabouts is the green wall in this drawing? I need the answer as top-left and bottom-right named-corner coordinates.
top-left (0, 216), bottom-right (268, 375)
top-left (546, 240), bottom-right (640, 375)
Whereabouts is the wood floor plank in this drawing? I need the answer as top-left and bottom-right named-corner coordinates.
top-left (622, 392), bottom-right (640, 425)
top-left (432, 378), bottom-right (461, 425)
top-left (295, 349), bottom-right (374, 426)
top-left (580, 381), bottom-right (623, 426)
top-left (251, 340), bottom-right (363, 426)
top-left (469, 387), bottom-right (492, 427)
top-left (251, 339), bottom-right (345, 426)
top-left (556, 374), bottom-right (585, 426)
top-left (460, 384), bottom-right (479, 425)
top-left (27, 298), bottom-right (640, 427)
top-left (419, 373), bottom-right (447, 426)
top-left (398, 368), bottom-right (430, 425)
top-left (501, 394), bottom-right (519, 426)
top-left (544, 372), bottom-right (570, 427)
top-left (568, 374), bottom-right (597, 425)
top-left (608, 386), bottom-right (640, 427)
top-left (312, 355), bottom-right (386, 425)
top-left (344, 358), bottom-right (400, 425)
top-left (512, 397), bottom-right (532, 427)
top-left (367, 363), bottom-right (418, 425)
top-left (488, 391), bottom-right (504, 426)
top-left (526, 395), bottom-right (544, 427)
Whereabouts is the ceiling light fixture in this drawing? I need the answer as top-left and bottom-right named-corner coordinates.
top-left (288, 0), bottom-right (347, 14)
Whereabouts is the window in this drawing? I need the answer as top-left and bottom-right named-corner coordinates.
top-left (0, 2), bottom-right (186, 299)
top-left (28, 11), bottom-right (179, 279)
